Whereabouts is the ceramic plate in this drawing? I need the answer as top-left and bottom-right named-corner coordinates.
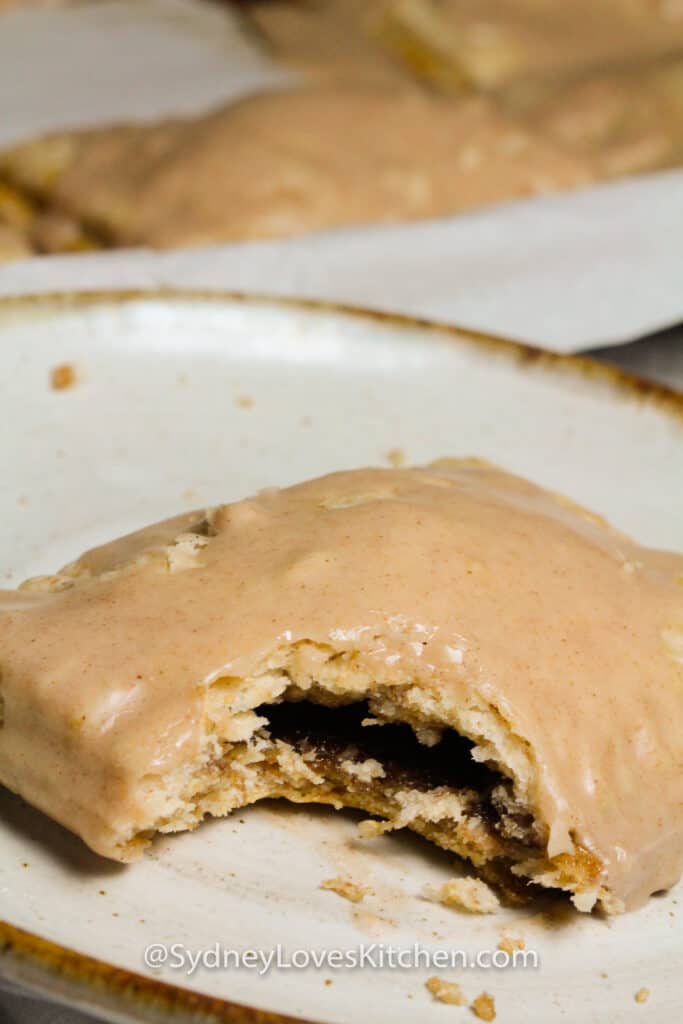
top-left (0, 292), bottom-right (681, 1024)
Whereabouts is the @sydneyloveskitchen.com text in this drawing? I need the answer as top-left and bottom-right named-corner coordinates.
top-left (143, 942), bottom-right (539, 977)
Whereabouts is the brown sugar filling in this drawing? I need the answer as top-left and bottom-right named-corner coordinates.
top-left (132, 645), bottom-right (604, 909)
top-left (224, 696), bottom-right (547, 904)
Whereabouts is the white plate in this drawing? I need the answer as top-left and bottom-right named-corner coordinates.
top-left (0, 292), bottom-right (681, 1024)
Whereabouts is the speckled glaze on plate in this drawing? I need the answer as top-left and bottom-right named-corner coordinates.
top-left (0, 292), bottom-right (681, 1024)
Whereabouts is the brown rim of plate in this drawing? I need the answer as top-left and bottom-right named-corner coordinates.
top-left (0, 288), bottom-right (680, 419)
top-left (0, 287), bottom-right (680, 1024)
top-left (0, 919), bottom-right (313, 1024)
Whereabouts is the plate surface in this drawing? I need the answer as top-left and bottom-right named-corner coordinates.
top-left (0, 292), bottom-right (681, 1024)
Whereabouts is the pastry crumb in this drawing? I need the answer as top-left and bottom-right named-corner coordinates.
top-left (351, 906), bottom-right (397, 933)
top-left (498, 935), bottom-right (525, 954)
top-left (339, 756), bottom-right (385, 782)
top-left (425, 976), bottom-right (466, 1005)
top-left (357, 818), bottom-right (389, 838)
top-left (426, 877), bottom-right (500, 914)
top-left (471, 992), bottom-right (496, 1020)
top-left (634, 987), bottom-right (650, 1004)
top-left (320, 876), bottom-right (370, 903)
top-left (386, 447), bottom-right (407, 467)
top-left (235, 394), bottom-right (254, 409)
top-left (50, 363), bottom-right (77, 390)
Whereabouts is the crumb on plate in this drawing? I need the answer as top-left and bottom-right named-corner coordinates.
top-left (386, 447), bottom-right (407, 467)
top-left (634, 987), bottom-right (650, 1004)
top-left (425, 976), bottom-right (466, 1005)
top-left (357, 818), bottom-right (388, 838)
top-left (498, 935), bottom-right (525, 954)
top-left (426, 876), bottom-right (500, 914)
top-left (471, 991), bottom-right (496, 1020)
top-left (320, 876), bottom-right (370, 903)
top-left (50, 363), bottom-right (78, 390)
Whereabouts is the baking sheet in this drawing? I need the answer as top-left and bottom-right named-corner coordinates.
top-left (0, 0), bottom-right (681, 353)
